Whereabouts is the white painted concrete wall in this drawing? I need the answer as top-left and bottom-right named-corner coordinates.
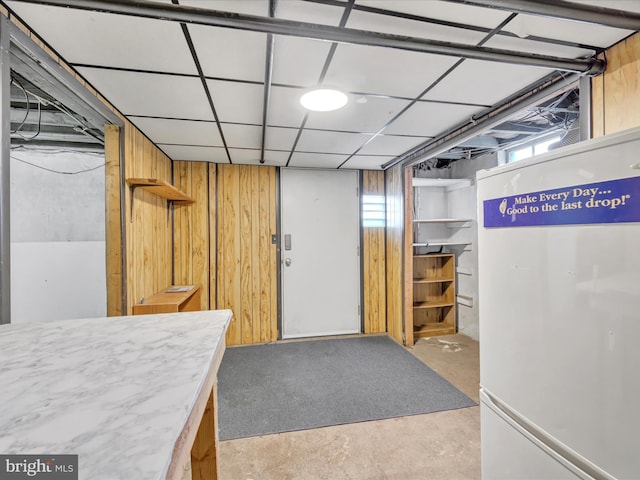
top-left (10, 148), bottom-right (106, 323)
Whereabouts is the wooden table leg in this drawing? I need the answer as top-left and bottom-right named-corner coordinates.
top-left (191, 383), bottom-right (220, 480)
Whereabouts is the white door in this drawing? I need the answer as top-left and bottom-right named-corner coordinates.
top-left (281, 169), bottom-right (360, 338)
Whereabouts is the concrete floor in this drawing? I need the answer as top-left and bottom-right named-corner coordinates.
top-left (219, 334), bottom-right (480, 480)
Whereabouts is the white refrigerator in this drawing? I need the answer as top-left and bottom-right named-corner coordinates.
top-left (477, 128), bottom-right (640, 479)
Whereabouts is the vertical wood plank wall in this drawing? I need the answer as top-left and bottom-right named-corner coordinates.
top-left (216, 165), bottom-right (278, 346)
top-left (124, 125), bottom-right (173, 314)
top-left (104, 125), bottom-right (122, 316)
top-left (592, 32), bottom-right (640, 137)
top-left (362, 171), bottom-right (386, 334)
top-left (384, 164), bottom-right (405, 344)
top-left (173, 161), bottom-right (211, 311)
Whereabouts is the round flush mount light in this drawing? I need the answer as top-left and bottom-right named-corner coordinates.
top-left (300, 88), bottom-right (348, 112)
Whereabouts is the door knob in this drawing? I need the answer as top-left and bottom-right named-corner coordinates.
top-left (284, 257), bottom-right (292, 267)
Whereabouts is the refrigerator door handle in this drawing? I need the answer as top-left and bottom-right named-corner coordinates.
top-left (480, 389), bottom-right (614, 480)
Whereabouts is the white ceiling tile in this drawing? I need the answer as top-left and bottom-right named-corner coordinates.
top-left (221, 124), bottom-right (262, 149)
top-left (158, 145), bottom-right (229, 162)
top-left (324, 43), bottom-right (460, 98)
top-left (229, 149), bottom-right (289, 166)
top-left (356, 0), bottom-right (511, 29)
top-left (263, 150), bottom-right (290, 167)
top-left (383, 102), bottom-right (483, 137)
top-left (306, 95), bottom-right (411, 134)
top-left (6, 3), bottom-right (197, 74)
top-left (297, 130), bottom-right (372, 155)
top-left (276, 1), bottom-right (346, 26)
top-left (572, 0), bottom-right (640, 14)
top-left (357, 134), bottom-right (429, 156)
top-left (206, 80), bottom-right (263, 124)
top-left (268, 86), bottom-right (307, 127)
top-left (347, 9), bottom-right (486, 45)
top-left (272, 36), bottom-right (333, 86)
top-left (129, 117), bottom-right (222, 146)
top-left (340, 156), bottom-right (394, 170)
top-left (266, 127), bottom-right (299, 151)
top-left (421, 60), bottom-right (549, 106)
top-left (179, 0), bottom-right (268, 16)
top-left (484, 34), bottom-right (593, 59)
top-left (77, 68), bottom-right (214, 120)
top-left (288, 152), bottom-right (349, 169)
top-left (502, 14), bottom-right (633, 49)
top-left (188, 25), bottom-right (266, 82)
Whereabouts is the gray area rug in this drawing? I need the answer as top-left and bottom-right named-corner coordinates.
top-left (218, 335), bottom-right (475, 440)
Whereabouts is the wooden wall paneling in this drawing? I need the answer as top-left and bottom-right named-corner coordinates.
top-left (218, 165), bottom-right (242, 345)
top-left (592, 32), bottom-right (640, 138)
top-left (259, 168), bottom-right (273, 342)
top-left (385, 164), bottom-right (404, 344)
top-left (362, 170), bottom-right (386, 334)
top-left (239, 166), bottom-right (253, 345)
top-left (208, 164), bottom-right (217, 310)
top-left (250, 167), bottom-right (261, 343)
top-left (105, 125), bottom-right (122, 316)
top-left (403, 166), bottom-right (414, 347)
top-left (173, 161), bottom-right (210, 311)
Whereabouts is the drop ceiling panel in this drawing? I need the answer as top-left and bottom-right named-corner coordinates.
top-left (288, 152), bottom-right (350, 169)
top-left (347, 9), bottom-right (486, 46)
top-left (221, 124), bottom-right (261, 149)
top-left (179, 0), bottom-right (268, 16)
top-left (6, 2), bottom-right (196, 74)
top-left (297, 130), bottom-right (372, 155)
top-left (267, 86), bottom-right (307, 127)
top-left (206, 80), bottom-right (263, 124)
top-left (340, 155), bottom-right (394, 170)
top-left (272, 36), bottom-right (334, 87)
top-left (502, 14), bottom-right (633, 49)
top-left (188, 25), bottom-right (266, 82)
top-left (485, 35), bottom-right (593, 59)
top-left (384, 102), bottom-right (484, 136)
top-left (356, 0), bottom-right (512, 29)
top-left (324, 43), bottom-right (461, 98)
top-left (159, 145), bottom-right (228, 163)
top-left (357, 134), bottom-right (430, 156)
top-left (129, 117), bottom-right (222, 146)
top-left (306, 95), bottom-right (410, 134)
top-left (76, 68), bottom-right (214, 120)
top-left (277, 0), bottom-right (346, 26)
top-left (262, 150), bottom-right (290, 167)
top-left (421, 60), bottom-right (550, 106)
top-left (265, 126), bottom-right (299, 151)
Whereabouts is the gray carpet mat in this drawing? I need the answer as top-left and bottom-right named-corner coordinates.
top-left (218, 335), bottom-right (476, 440)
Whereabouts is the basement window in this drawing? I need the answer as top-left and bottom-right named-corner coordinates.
top-left (362, 194), bottom-right (386, 227)
top-left (508, 135), bottom-right (562, 163)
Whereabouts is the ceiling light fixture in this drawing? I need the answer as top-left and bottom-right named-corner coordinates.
top-left (300, 88), bottom-right (348, 112)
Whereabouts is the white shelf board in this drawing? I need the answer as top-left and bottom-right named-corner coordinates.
top-left (412, 241), bottom-right (471, 247)
top-left (413, 218), bottom-right (471, 223)
top-left (412, 177), bottom-right (472, 188)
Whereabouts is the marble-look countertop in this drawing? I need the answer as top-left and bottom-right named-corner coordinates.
top-left (0, 310), bottom-right (232, 480)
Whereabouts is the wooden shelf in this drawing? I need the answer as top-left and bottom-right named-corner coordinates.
top-left (132, 285), bottom-right (201, 315)
top-left (413, 241), bottom-right (471, 247)
top-left (413, 300), bottom-right (455, 309)
top-left (414, 323), bottom-right (457, 338)
top-left (126, 178), bottom-right (194, 204)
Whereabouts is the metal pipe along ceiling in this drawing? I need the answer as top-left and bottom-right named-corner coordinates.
top-left (443, 0), bottom-right (640, 32)
top-left (13, 0), bottom-right (605, 75)
top-left (383, 72), bottom-right (581, 170)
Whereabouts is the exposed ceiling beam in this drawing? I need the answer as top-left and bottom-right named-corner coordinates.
top-left (442, 0), bottom-right (640, 31)
top-left (11, 0), bottom-right (605, 75)
top-left (384, 72), bottom-right (580, 170)
top-left (260, 0), bottom-right (277, 164)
